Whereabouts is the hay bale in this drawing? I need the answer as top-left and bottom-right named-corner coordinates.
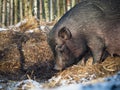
top-left (22, 32), bottom-right (53, 69)
top-left (0, 60), bottom-right (20, 73)
top-left (0, 30), bottom-right (21, 73)
top-left (0, 31), bottom-right (14, 50)
top-left (0, 26), bottom-right (54, 77)
top-left (0, 30), bottom-right (54, 69)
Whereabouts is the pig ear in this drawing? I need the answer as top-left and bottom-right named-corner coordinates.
top-left (58, 27), bottom-right (72, 40)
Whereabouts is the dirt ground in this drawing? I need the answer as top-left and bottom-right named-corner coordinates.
top-left (0, 17), bottom-right (120, 90)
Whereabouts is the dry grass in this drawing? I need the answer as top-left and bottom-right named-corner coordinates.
top-left (0, 60), bottom-right (20, 73)
top-left (19, 17), bottom-right (39, 32)
top-left (44, 57), bottom-right (120, 88)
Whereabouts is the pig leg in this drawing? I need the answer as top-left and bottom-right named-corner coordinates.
top-left (82, 51), bottom-right (91, 65)
top-left (88, 36), bottom-right (105, 64)
top-left (100, 51), bottom-right (110, 62)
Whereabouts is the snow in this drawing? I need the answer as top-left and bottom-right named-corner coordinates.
top-left (49, 76), bottom-right (62, 84)
top-left (15, 19), bottom-right (27, 27)
top-left (0, 28), bottom-right (9, 31)
top-left (11, 79), bottom-right (43, 90)
top-left (56, 84), bottom-right (82, 90)
top-left (0, 85), bottom-right (2, 89)
top-left (55, 73), bottom-right (120, 90)
top-left (14, 80), bottom-right (82, 90)
top-left (4, 72), bottom-right (120, 90)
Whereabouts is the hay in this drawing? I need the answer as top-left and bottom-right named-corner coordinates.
top-left (44, 57), bottom-right (120, 88)
top-left (0, 17), bottom-right (54, 80)
top-left (0, 60), bottom-right (20, 73)
top-left (0, 31), bottom-right (14, 50)
top-left (23, 40), bottom-right (53, 70)
top-left (17, 17), bottom-right (39, 32)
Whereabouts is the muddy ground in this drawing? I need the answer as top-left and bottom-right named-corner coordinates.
top-left (0, 18), bottom-right (120, 90)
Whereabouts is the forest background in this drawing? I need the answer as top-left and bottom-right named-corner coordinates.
top-left (0, 0), bottom-right (80, 27)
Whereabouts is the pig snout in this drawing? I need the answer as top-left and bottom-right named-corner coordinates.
top-left (54, 65), bottom-right (63, 71)
top-left (53, 57), bottom-right (65, 71)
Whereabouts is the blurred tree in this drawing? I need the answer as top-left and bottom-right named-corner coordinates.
top-left (0, 0), bottom-right (77, 26)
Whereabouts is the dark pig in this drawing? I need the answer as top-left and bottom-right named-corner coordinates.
top-left (47, 0), bottom-right (120, 70)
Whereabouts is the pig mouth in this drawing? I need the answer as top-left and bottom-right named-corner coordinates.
top-left (54, 61), bottom-right (66, 71)
top-left (54, 56), bottom-right (66, 71)
top-left (54, 64), bottom-right (64, 71)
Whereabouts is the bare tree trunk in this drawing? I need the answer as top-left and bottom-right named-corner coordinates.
top-left (14, 0), bottom-right (18, 24)
top-left (2, 0), bottom-right (6, 27)
top-left (37, 0), bottom-right (40, 19)
top-left (24, 0), bottom-right (28, 17)
top-left (0, 0), bottom-right (2, 24)
top-left (34, 0), bottom-right (37, 18)
top-left (49, 0), bottom-right (53, 21)
top-left (63, 0), bottom-right (66, 14)
top-left (28, 0), bottom-right (32, 17)
top-left (20, 0), bottom-right (23, 20)
top-left (44, 0), bottom-right (49, 22)
top-left (52, 0), bottom-right (56, 20)
top-left (42, 0), bottom-right (45, 20)
top-left (10, 0), bottom-right (13, 25)
top-left (6, 0), bottom-right (10, 26)
top-left (57, 0), bottom-right (60, 18)
top-left (65, 0), bottom-right (71, 11)
top-left (59, 0), bottom-right (64, 17)
top-left (0, 0), bottom-right (78, 27)
top-left (71, 0), bottom-right (76, 7)
top-left (39, 0), bottom-right (43, 20)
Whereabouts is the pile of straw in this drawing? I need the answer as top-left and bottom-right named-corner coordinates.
top-left (0, 17), bottom-right (54, 80)
top-left (45, 57), bottom-right (120, 87)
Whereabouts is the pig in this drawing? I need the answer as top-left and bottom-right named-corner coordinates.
top-left (47, 0), bottom-right (120, 70)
